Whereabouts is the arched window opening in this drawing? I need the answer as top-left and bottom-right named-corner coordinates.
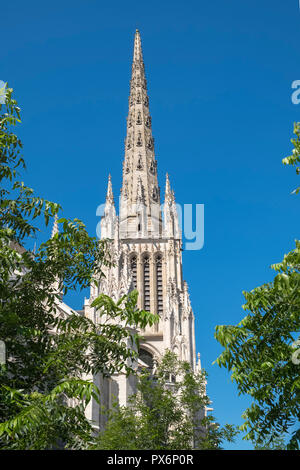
top-left (143, 255), bottom-right (150, 312)
top-left (139, 348), bottom-right (154, 371)
top-left (130, 255), bottom-right (137, 289)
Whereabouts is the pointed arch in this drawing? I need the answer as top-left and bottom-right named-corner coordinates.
top-left (138, 348), bottom-right (153, 370)
top-left (139, 342), bottom-right (161, 360)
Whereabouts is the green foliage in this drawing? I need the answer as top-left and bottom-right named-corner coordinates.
top-left (254, 434), bottom-right (287, 450)
top-left (0, 379), bottom-right (100, 449)
top-left (91, 289), bottom-right (158, 333)
top-left (92, 351), bottom-right (237, 450)
top-left (0, 88), bottom-right (158, 449)
top-left (215, 244), bottom-right (300, 449)
top-left (214, 124), bottom-right (300, 449)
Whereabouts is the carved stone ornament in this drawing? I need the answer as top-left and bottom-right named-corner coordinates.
top-left (145, 115), bottom-right (151, 128)
top-left (147, 136), bottom-right (154, 150)
top-left (137, 155), bottom-right (143, 170)
top-left (136, 177), bottom-right (145, 203)
top-left (136, 132), bottom-right (142, 147)
top-left (149, 159), bottom-right (156, 174)
top-left (152, 185), bottom-right (158, 202)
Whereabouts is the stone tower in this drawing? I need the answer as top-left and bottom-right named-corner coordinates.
top-left (84, 30), bottom-right (200, 423)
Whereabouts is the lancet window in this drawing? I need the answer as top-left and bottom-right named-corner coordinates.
top-left (130, 255), bottom-right (137, 289)
top-left (156, 255), bottom-right (163, 316)
top-left (143, 255), bottom-right (151, 312)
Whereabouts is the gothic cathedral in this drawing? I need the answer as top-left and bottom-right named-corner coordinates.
top-left (83, 30), bottom-right (202, 428)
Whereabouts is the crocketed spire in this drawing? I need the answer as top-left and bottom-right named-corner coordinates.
top-left (121, 30), bottom-right (160, 214)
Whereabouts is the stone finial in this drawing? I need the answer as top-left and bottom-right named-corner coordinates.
top-left (133, 29), bottom-right (143, 62)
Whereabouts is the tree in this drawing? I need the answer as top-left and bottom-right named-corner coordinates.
top-left (91, 351), bottom-right (237, 450)
top-left (214, 123), bottom-right (300, 450)
top-left (254, 434), bottom-right (287, 450)
top-left (282, 122), bottom-right (300, 194)
top-left (0, 86), bottom-right (158, 449)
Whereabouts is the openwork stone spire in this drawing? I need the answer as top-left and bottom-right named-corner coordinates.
top-left (121, 30), bottom-right (160, 216)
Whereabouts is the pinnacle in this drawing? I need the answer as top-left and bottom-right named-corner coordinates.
top-left (197, 352), bottom-right (202, 370)
top-left (51, 213), bottom-right (59, 238)
top-left (165, 173), bottom-right (173, 203)
top-left (121, 30), bottom-right (160, 215)
top-left (106, 174), bottom-right (114, 204)
top-left (165, 173), bottom-right (171, 192)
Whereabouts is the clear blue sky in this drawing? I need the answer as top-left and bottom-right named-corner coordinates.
top-left (2, 0), bottom-right (300, 450)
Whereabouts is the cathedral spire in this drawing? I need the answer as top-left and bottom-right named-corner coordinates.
top-left (83, 32), bottom-right (199, 425)
top-left (121, 30), bottom-right (160, 222)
